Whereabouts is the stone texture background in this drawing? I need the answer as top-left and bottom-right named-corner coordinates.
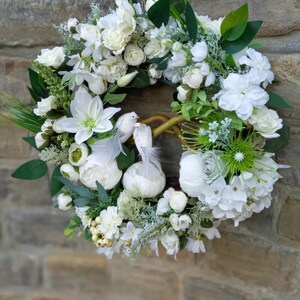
top-left (0, 0), bottom-right (300, 299)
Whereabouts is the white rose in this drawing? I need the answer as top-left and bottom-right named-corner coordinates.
top-left (169, 50), bottom-right (187, 68)
top-left (79, 159), bottom-right (122, 190)
top-left (76, 24), bottom-right (100, 41)
top-left (86, 75), bottom-right (107, 95)
top-left (145, 0), bottom-right (157, 11)
top-left (182, 68), bottom-right (204, 89)
top-left (124, 44), bottom-right (146, 66)
top-left (35, 132), bottom-right (49, 149)
top-left (68, 143), bottom-right (89, 166)
top-left (248, 106), bottom-right (283, 138)
top-left (199, 151), bottom-right (227, 184)
top-left (53, 117), bottom-right (67, 133)
top-left (160, 232), bottom-right (180, 256)
top-left (122, 162), bottom-right (166, 198)
top-left (197, 15), bottom-right (223, 36)
top-left (148, 64), bottom-right (162, 79)
top-left (169, 191), bottom-right (188, 213)
top-left (36, 47), bottom-right (65, 68)
top-left (144, 39), bottom-right (168, 59)
top-left (57, 193), bottom-right (72, 211)
top-left (169, 213), bottom-right (192, 231)
top-left (102, 28), bottom-right (130, 54)
top-left (60, 163), bottom-right (79, 182)
top-left (33, 95), bottom-right (57, 117)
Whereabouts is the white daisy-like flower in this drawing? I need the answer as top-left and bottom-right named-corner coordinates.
top-left (120, 222), bottom-right (143, 242)
top-left (55, 87), bottom-right (120, 144)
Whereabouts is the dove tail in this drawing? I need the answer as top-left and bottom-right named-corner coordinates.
top-left (139, 146), bottom-right (162, 178)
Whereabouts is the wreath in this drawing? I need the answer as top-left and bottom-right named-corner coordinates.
top-left (2, 0), bottom-right (291, 259)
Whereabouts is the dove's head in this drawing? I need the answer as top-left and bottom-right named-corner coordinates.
top-left (129, 112), bottom-right (139, 120)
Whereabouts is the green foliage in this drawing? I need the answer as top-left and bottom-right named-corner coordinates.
top-left (221, 3), bottom-right (248, 41)
top-left (96, 181), bottom-right (111, 203)
top-left (148, 0), bottom-right (170, 27)
top-left (73, 197), bottom-right (91, 207)
top-left (129, 69), bottom-right (150, 88)
top-left (116, 145), bottom-right (136, 171)
top-left (264, 125), bottom-right (290, 153)
top-left (222, 21), bottom-right (263, 54)
top-left (104, 93), bottom-right (127, 105)
top-left (267, 91), bottom-right (292, 109)
top-left (179, 236), bottom-right (188, 250)
top-left (185, 1), bottom-right (198, 42)
top-left (28, 68), bottom-right (49, 102)
top-left (12, 159), bottom-right (48, 180)
top-left (200, 219), bottom-right (214, 228)
top-left (51, 165), bottom-right (64, 196)
top-left (22, 136), bottom-right (38, 150)
top-left (64, 216), bottom-right (82, 239)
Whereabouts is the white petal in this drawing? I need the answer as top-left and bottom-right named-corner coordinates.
top-left (102, 107), bottom-right (121, 120)
top-left (55, 118), bottom-right (79, 133)
top-left (75, 129), bottom-right (93, 144)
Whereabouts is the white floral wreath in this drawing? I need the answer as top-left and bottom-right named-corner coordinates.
top-left (4, 0), bottom-right (291, 259)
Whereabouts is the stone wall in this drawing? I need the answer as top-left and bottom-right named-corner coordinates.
top-left (0, 1), bottom-right (300, 299)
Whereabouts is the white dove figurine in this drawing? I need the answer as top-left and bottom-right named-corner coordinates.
top-left (115, 112), bottom-right (139, 143)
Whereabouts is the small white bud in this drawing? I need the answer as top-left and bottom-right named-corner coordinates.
top-left (57, 193), bottom-right (72, 211)
top-left (172, 41), bottom-right (183, 52)
top-left (68, 143), bottom-right (89, 166)
top-left (60, 163), bottom-right (79, 182)
top-left (117, 71), bottom-right (139, 87)
top-left (35, 132), bottom-right (49, 149)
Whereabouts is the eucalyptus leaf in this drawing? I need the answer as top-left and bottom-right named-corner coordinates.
top-left (12, 159), bottom-right (48, 180)
top-left (74, 197), bottom-right (91, 207)
top-left (267, 91), bottom-right (292, 109)
top-left (96, 181), bottom-right (111, 203)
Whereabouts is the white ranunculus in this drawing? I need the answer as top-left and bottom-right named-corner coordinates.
top-left (145, 0), bottom-right (157, 11)
top-left (160, 232), bottom-right (180, 256)
top-left (36, 47), bottom-right (65, 68)
top-left (248, 106), bottom-right (283, 138)
top-left (60, 163), bottom-right (79, 182)
top-left (35, 132), bottom-right (49, 149)
top-left (169, 213), bottom-right (192, 231)
top-left (68, 143), bottom-right (89, 167)
top-left (79, 159), bottom-right (122, 190)
top-left (182, 68), bottom-right (204, 89)
top-left (144, 39), bottom-right (168, 59)
top-left (117, 71), bottom-right (139, 87)
top-left (179, 152), bottom-right (205, 197)
top-left (213, 73), bottom-right (269, 120)
top-left (124, 44), bottom-right (146, 66)
top-left (169, 191), bottom-right (188, 213)
top-left (85, 75), bottom-right (107, 95)
top-left (57, 193), bottom-right (72, 211)
top-left (191, 41), bottom-right (208, 62)
top-left (33, 95), bottom-right (57, 117)
top-left (199, 151), bottom-right (227, 184)
top-left (122, 162), bottom-right (166, 198)
top-left (76, 24), bottom-right (100, 42)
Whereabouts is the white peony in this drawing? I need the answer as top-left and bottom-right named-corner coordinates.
top-left (144, 39), bottom-right (168, 59)
top-left (248, 106), bottom-right (283, 138)
top-left (213, 73), bottom-right (269, 120)
top-left (60, 163), bottom-right (79, 182)
top-left (34, 132), bottom-right (49, 149)
top-left (36, 47), bottom-right (65, 68)
top-left (102, 28), bottom-right (131, 54)
top-left (191, 41), bottom-right (208, 62)
top-left (160, 232), bottom-right (180, 256)
top-left (79, 159), bottom-right (122, 190)
top-left (33, 95), bottom-right (57, 117)
top-left (68, 143), bottom-right (89, 167)
top-left (57, 193), bottom-right (72, 211)
top-left (239, 48), bottom-right (274, 87)
top-left (98, 206), bottom-right (123, 239)
top-left (124, 44), bottom-right (146, 66)
top-left (122, 162), bottom-right (166, 198)
top-left (169, 213), bottom-right (192, 231)
top-left (169, 191), bottom-right (188, 213)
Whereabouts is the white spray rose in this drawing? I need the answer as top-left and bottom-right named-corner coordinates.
top-left (169, 213), bottom-right (192, 231)
top-left (248, 106), bottom-right (283, 138)
top-left (60, 163), bottom-right (79, 182)
top-left (182, 68), bottom-right (204, 89)
top-left (156, 197), bottom-right (171, 215)
top-left (160, 232), bottom-right (180, 256)
top-left (102, 28), bottom-right (131, 54)
top-left (35, 132), bottom-right (49, 149)
top-left (68, 143), bottom-right (89, 167)
top-left (79, 159), bottom-right (122, 190)
top-left (122, 162), bottom-right (166, 198)
top-left (41, 119), bottom-right (53, 134)
top-left (169, 191), bottom-right (188, 213)
top-left (124, 44), bottom-right (146, 66)
top-left (169, 50), bottom-right (187, 68)
top-left (33, 96), bottom-right (57, 117)
top-left (36, 47), bottom-right (65, 68)
top-left (57, 193), bottom-right (72, 211)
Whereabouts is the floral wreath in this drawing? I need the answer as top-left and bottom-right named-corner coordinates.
top-left (2, 0), bottom-right (291, 259)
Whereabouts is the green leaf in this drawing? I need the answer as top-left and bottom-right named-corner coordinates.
top-left (28, 68), bottom-right (49, 100)
top-left (130, 69), bottom-right (150, 89)
top-left (12, 159), bottom-right (48, 180)
top-left (264, 125), bottom-right (290, 153)
top-left (22, 136), bottom-right (38, 150)
top-left (51, 165), bottom-right (64, 196)
top-left (185, 1), bottom-right (198, 42)
top-left (222, 21), bottom-right (263, 54)
top-left (116, 145), bottom-right (135, 171)
top-left (68, 216), bottom-right (82, 228)
top-left (170, 0), bottom-right (186, 14)
top-left (201, 219), bottom-right (214, 228)
top-left (249, 40), bottom-right (265, 49)
top-left (83, 228), bottom-right (92, 240)
top-left (46, 110), bottom-right (64, 120)
top-left (182, 104), bottom-right (191, 121)
top-left (74, 197), bottom-right (91, 207)
top-left (267, 91), bottom-right (292, 109)
top-left (148, 0), bottom-right (170, 27)
top-left (96, 181), bottom-right (111, 203)
top-left (156, 57), bottom-right (170, 70)
top-left (225, 54), bottom-right (237, 68)
top-left (221, 3), bottom-right (248, 41)
top-left (64, 227), bottom-right (74, 239)
top-left (179, 236), bottom-right (188, 250)
top-left (56, 176), bottom-right (94, 198)
top-left (104, 93), bottom-right (127, 105)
